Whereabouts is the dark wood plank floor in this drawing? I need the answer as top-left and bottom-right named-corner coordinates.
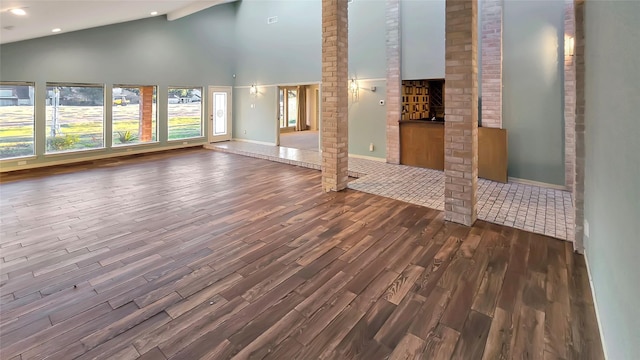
top-left (0, 149), bottom-right (604, 360)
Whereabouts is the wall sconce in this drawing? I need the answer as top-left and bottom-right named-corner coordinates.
top-left (249, 84), bottom-right (258, 95)
top-left (565, 35), bottom-right (574, 56)
top-left (350, 78), bottom-right (358, 94)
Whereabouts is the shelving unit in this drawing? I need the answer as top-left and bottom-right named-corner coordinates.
top-left (401, 80), bottom-right (430, 121)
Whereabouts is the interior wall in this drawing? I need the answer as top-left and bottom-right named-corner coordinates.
top-left (232, 0), bottom-right (389, 159)
top-left (348, 80), bottom-right (387, 159)
top-left (401, 0), bottom-right (446, 80)
top-left (583, 1), bottom-right (640, 359)
top-left (502, 0), bottom-right (565, 185)
top-left (0, 4), bottom-right (237, 169)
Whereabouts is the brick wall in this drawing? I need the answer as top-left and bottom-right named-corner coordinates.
top-left (139, 86), bottom-right (154, 142)
top-left (480, 0), bottom-right (502, 129)
top-left (444, 0), bottom-right (479, 226)
top-left (321, 0), bottom-right (349, 192)
top-left (386, 0), bottom-right (401, 164)
top-left (564, 0), bottom-right (576, 192)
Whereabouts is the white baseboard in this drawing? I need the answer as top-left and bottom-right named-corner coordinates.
top-left (0, 142), bottom-right (205, 173)
top-left (348, 153), bottom-right (386, 162)
top-left (508, 177), bottom-right (568, 191)
top-left (583, 250), bottom-right (609, 360)
top-left (231, 138), bottom-right (277, 146)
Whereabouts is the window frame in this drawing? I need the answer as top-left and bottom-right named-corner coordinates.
top-left (111, 84), bottom-right (159, 147)
top-left (167, 86), bottom-right (204, 141)
top-left (0, 81), bottom-right (37, 160)
top-left (44, 82), bottom-right (106, 155)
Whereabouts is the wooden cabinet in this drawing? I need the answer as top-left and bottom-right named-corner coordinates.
top-left (400, 122), bottom-right (509, 183)
top-left (400, 121), bottom-right (444, 170)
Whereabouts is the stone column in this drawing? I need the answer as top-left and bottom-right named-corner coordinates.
top-left (573, 0), bottom-right (585, 253)
top-left (564, 0), bottom-right (576, 192)
top-left (321, 0), bottom-right (349, 192)
top-left (444, 0), bottom-right (479, 226)
top-left (386, 0), bottom-right (401, 164)
top-left (480, 0), bottom-right (502, 129)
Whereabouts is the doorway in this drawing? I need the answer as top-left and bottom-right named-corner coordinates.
top-left (208, 86), bottom-right (232, 143)
top-left (276, 84), bottom-right (320, 151)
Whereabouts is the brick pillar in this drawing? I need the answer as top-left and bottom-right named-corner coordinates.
top-left (564, 0), bottom-right (576, 192)
top-left (139, 86), bottom-right (154, 142)
top-left (573, 0), bottom-right (585, 253)
top-left (321, 0), bottom-right (349, 192)
top-left (480, 0), bottom-right (502, 129)
top-left (386, 0), bottom-right (401, 164)
top-left (444, 0), bottom-right (479, 226)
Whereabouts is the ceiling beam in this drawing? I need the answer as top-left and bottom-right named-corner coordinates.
top-left (166, 0), bottom-right (237, 21)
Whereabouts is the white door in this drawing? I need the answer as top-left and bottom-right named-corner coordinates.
top-left (208, 86), bottom-right (232, 142)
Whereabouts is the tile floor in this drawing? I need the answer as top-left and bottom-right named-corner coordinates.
top-left (205, 141), bottom-right (574, 241)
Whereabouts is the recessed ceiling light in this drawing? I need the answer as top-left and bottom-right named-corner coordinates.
top-left (10, 8), bottom-right (27, 16)
top-left (51, 28), bottom-right (61, 33)
top-left (150, 11), bottom-right (158, 16)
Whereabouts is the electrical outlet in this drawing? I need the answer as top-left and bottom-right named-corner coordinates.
top-left (244, 130), bottom-right (247, 134)
top-left (251, 104), bottom-right (255, 109)
top-left (369, 143), bottom-right (374, 152)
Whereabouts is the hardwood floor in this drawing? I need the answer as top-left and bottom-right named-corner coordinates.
top-left (0, 149), bottom-right (603, 360)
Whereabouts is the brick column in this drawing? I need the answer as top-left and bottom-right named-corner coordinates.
top-left (444, 0), bottom-right (479, 226)
top-left (321, 0), bottom-right (349, 192)
top-left (386, 0), bottom-right (401, 164)
top-left (573, 0), bottom-right (585, 253)
top-left (564, 0), bottom-right (576, 192)
top-left (139, 86), bottom-right (154, 142)
top-left (480, 0), bottom-right (502, 129)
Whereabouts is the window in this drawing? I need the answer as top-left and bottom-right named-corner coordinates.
top-left (112, 86), bottom-right (157, 146)
top-left (279, 87), bottom-right (297, 128)
top-left (46, 83), bottom-right (104, 153)
top-left (168, 87), bottom-right (202, 140)
top-left (0, 82), bottom-right (35, 159)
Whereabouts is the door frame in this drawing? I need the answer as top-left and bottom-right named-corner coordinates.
top-left (208, 85), bottom-right (232, 143)
top-left (274, 82), bottom-right (322, 150)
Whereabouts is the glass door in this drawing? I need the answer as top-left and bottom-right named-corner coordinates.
top-left (208, 86), bottom-right (232, 142)
top-left (278, 87), bottom-right (297, 129)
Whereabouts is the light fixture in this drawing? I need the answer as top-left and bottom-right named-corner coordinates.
top-left (565, 35), bottom-right (575, 57)
top-left (51, 28), bottom-right (61, 33)
top-left (350, 78), bottom-right (358, 94)
top-left (10, 8), bottom-right (27, 16)
top-left (150, 11), bottom-right (158, 16)
top-left (249, 84), bottom-right (257, 95)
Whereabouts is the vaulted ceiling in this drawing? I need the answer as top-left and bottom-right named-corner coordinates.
top-left (0, 0), bottom-right (237, 44)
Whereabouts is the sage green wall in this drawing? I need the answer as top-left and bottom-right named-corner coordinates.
top-left (502, 0), bottom-right (565, 185)
top-left (401, 0), bottom-right (446, 80)
top-left (348, 80), bottom-right (387, 158)
top-left (232, 0), bottom-right (389, 159)
top-left (0, 4), bottom-right (237, 169)
top-left (583, 1), bottom-right (640, 359)
top-left (233, 86), bottom-right (278, 144)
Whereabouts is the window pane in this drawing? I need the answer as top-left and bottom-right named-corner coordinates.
top-left (0, 83), bottom-right (35, 159)
top-left (112, 86), bottom-right (157, 146)
top-left (213, 92), bottom-right (226, 135)
top-left (287, 90), bottom-right (297, 127)
top-left (168, 87), bottom-right (202, 140)
top-left (46, 84), bottom-right (104, 153)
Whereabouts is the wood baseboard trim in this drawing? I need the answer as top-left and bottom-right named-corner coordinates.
top-left (0, 143), bottom-right (205, 173)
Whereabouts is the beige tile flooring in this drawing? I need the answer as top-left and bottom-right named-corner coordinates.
top-left (205, 141), bottom-right (574, 242)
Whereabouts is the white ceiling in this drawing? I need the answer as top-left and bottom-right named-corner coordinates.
top-left (0, 0), bottom-right (237, 45)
